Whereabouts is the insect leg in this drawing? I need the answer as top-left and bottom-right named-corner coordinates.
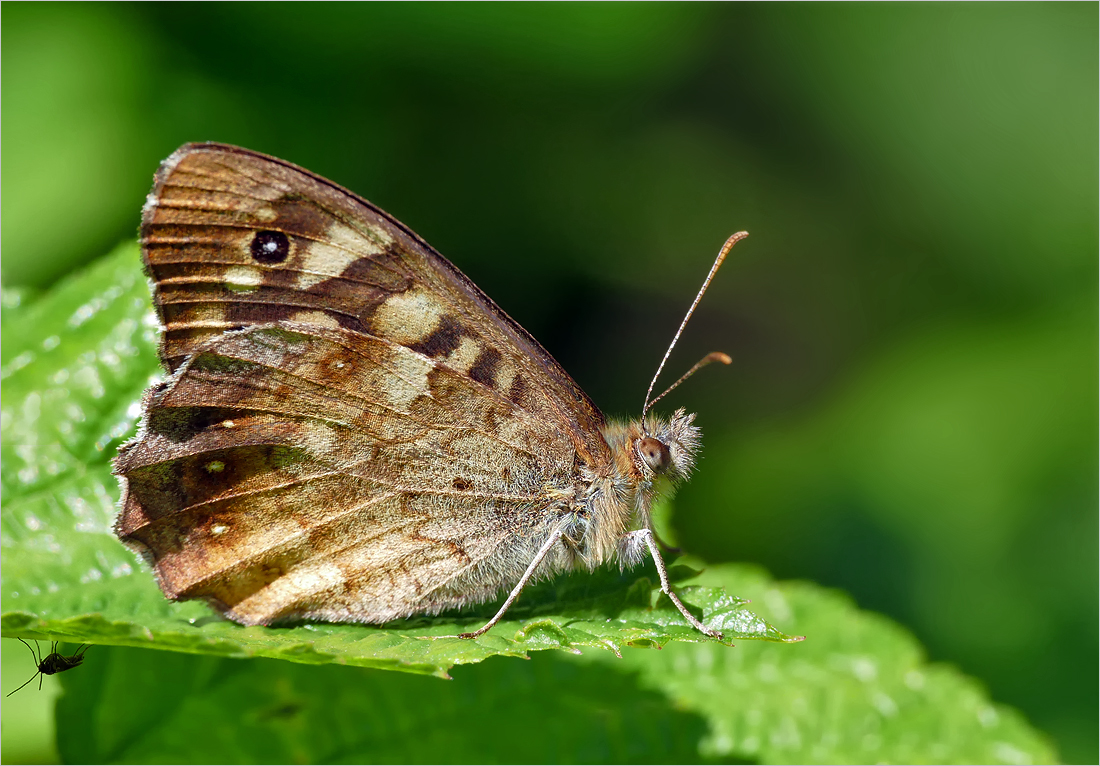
top-left (16, 638), bottom-right (38, 665)
top-left (7, 639), bottom-right (43, 697)
top-left (6, 670), bottom-right (42, 697)
top-left (459, 529), bottom-right (565, 639)
top-left (636, 528), bottom-right (722, 638)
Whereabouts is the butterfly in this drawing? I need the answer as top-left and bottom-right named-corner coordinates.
top-left (7, 639), bottom-right (90, 696)
top-left (113, 143), bottom-right (747, 638)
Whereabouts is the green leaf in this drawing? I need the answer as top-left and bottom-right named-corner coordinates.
top-left (53, 644), bottom-right (711, 764)
top-left (575, 563), bottom-right (1059, 764)
top-left (44, 564), bottom-right (1058, 763)
top-left (1, 243), bottom-right (798, 679)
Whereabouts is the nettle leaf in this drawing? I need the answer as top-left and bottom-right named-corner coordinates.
top-left (577, 564), bottom-right (1059, 764)
top-left (47, 566), bottom-right (1057, 764)
top-left (1, 243), bottom-right (798, 679)
top-left (54, 644), bottom-right (711, 764)
top-left (3, 244), bottom-right (1057, 763)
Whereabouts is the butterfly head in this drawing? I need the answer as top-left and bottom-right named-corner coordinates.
top-left (633, 408), bottom-right (700, 483)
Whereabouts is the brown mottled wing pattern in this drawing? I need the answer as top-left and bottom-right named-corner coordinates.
top-left (114, 143), bottom-right (611, 626)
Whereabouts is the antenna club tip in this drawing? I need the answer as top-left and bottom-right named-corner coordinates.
top-left (711, 352), bottom-right (733, 365)
top-left (717, 232), bottom-right (749, 260)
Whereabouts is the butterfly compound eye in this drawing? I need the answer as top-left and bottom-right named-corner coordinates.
top-left (250, 231), bottom-right (290, 264)
top-left (638, 437), bottom-right (672, 474)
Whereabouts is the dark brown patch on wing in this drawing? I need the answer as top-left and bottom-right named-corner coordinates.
top-left (143, 406), bottom-right (241, 445)
top-left (119, 443), bottom-right (306, 524)
top-left (467, 347), bottom-right (502, 389)
top-left (507, 374), bottom-right (527, 407)
top-left (407, 315), bottom-right (464, 358)
top-left (269, 193), bottom-right (332, 238)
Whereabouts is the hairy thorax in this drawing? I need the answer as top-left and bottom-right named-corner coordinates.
top-left (577, 409), bottom-right (701, 569)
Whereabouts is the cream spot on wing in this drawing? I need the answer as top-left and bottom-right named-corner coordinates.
top-left (371, 288), bottom-right (447, 345)
top-left (446, 336), bottom-right (483, 374)
top-left (283, 561), bottom-right (345, 596)
top-left (494, 360), bottom-right (516, 395)
top-left (295, 224), bottom-right (384, 289)
top-left (290, 310), bottom-right (341, 329)
top-left (296, 242), bottom-right (360, 289)
top-left (179, 304), bottom-right (228, 326)
top-left (225, 265), bottom-right (263, 293)
top-left (171, 318), bottom-right (231, 330)
top-left (237, 561), bottom-right (346, 621)
top-left (204, 460), bottom-right (226, 473)
top-left (329, 219), bottom-right (392, 251)
top-left (252, 206), bottom-right (278, 223)
top-left (383, 350), bottom-right (434, 411)
top-left (211, 523), bottom-right (229, 536)
top-left (303, 423), bottom-right (340, 456)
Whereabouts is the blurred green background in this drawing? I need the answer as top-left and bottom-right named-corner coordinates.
top-left (3, 2), bottom-right (1096, 763)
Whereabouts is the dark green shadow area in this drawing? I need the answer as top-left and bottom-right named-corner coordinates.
top-left (55, 644), bottom-right (729, 765)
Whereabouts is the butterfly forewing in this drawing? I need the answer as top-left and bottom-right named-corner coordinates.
top-left (116, 144), bottom-right (614, 625)
top-left (142, 145), bottom-right (605, 446)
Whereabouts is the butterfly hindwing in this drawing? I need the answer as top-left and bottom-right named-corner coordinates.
top-left (116, 323), bottom-right (573, 623)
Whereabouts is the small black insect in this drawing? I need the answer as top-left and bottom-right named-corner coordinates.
top-left (6, 638), bottom-right (90, 696)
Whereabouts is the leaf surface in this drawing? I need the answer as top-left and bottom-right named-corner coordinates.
top-left (46, 564), bottom-right (1057, 764)
top-left (579, 563), bottom-right (1059, 764)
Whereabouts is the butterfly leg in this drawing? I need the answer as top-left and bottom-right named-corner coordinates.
top-left (459, 529), bottom-right (565, 639)
top-left (635, 529), bottom-right (722, 638)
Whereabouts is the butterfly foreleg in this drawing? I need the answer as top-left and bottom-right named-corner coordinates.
top-left (628, 528), bottom-right (722, 638)
top-left (558, 514), bottom-right (591, 562)
top-left (458, 528), bottom-right (566, 639)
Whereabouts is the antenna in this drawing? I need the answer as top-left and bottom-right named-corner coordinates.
top-left (645, 351), bottom-right (731, 413)
top-left (641, 232), bottom-right (748, 432)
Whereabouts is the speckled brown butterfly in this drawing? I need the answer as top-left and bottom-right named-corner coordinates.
top-left (7, 640), bottom-right (90, 696)
top-left (113, 143), bottom-right (747, 638)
